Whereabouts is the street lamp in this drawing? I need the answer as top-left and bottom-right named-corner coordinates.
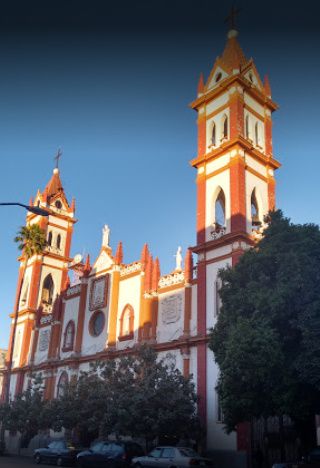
top-left (0, 202), bottom-right (49, 217)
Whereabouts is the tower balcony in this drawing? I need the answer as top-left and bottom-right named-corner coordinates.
top-left (210, 223), bottom-right (227, 240)
top-left (45, 245), bottom-right (62, 255)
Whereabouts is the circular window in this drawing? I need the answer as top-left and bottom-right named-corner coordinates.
top-left (89, 310), bottom-right (105, 337)
top-left (215, 72), bottom-right (222, 83)
top-left (55, 200), bottom-right (62, 209)
top-left (249, 72), bottom-right (253, 83)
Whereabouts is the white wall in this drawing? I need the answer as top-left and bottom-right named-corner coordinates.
top-left (116, 274), bottom-right (141, 350)
top-left (34, 326), bottom-right (51, 365)
top-left (157, 289), bottom-right (185, 343)
top-left (206, 258), bottom-right (232, 331)
top-left (81, 275), bottom-right (110, 356)
top-left (60, 296), bottom-right (80, 358)
top-left (190, 284), bottom-right (197, 336)
top-left (206, 348), bottom-right (237, 451)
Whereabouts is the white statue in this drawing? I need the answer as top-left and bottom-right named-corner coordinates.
top-left (102, 225), bottom-right (110, 247)
top-left (175, 246), bottom-right (183, 271)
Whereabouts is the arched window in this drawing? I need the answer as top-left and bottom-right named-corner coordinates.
top-left (119, 304), bottom-right (134, 341)
top-left (41, 274), bottom-right (54, 305)
top-left (48, 231), bottom-right (53, 246)
top-left (215, 189), bottom-right (226, 227)
top-left (245, 115), bottom-right (250, 140)
top-left (211, 123), bottom-right (216, 146)
top-left (251, 189), bottom-right (260, 227)
top-left (63, 321), bottom-right (75, 351)
top-left (56, 234), bottom-right (61, 250)
top-left (255, 122), bottom-right (260, 146)
top-left (222, 115), bottom-right (228, 140)
top-left (57, 372), bottom-right (69, 398)
top-left (20, 279), bottom-right (29, 308)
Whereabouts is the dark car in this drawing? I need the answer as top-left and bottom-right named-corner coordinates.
top-left (132, 446), bottom-right (214, 468)
top-left (34, 439), bottom-right (81, 466)
top-left (77, 440), bottom-right (144, 468)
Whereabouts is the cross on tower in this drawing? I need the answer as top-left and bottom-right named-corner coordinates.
top-left (224, 5), bottom-right (241, 30)
top-left (54, 149), bottom-right (62, 169)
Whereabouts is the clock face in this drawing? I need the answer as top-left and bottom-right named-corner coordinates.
top-left (89, 275), bottom-right (109, 311)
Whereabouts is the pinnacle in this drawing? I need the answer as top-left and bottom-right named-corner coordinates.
top-left (44, 168), bottom-right (64, 199)
top-left (220, 31), bottom-right (248, 71)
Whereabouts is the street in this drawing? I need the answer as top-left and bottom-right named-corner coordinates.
top-left (0, 456), bottom-right (37, 467)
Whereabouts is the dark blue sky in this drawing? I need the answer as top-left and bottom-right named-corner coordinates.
top-left (0, 0), bottom-right (319, 347)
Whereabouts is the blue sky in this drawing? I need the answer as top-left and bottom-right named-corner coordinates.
top-left (0, 1), bottom-right (319, 347)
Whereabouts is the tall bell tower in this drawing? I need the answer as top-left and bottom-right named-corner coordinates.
top-left (6, 166), bottom-right (76, 397)
top-left (191, 26), bottom-right (281, 449)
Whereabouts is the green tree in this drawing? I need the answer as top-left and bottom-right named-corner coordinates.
top-left (14, 223), bottom-right (47, 258)
top-left (0, 375), bottom-right (49, 447)
top-left (209, 210), bottom-right (320, 442)
top-left (50, 345), bottom-right (198, 446)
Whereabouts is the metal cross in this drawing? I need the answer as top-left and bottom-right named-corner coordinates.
top-left (224, 5), bottom-right (241, 30)
top-left (54, 148), bottom-right (62, 169)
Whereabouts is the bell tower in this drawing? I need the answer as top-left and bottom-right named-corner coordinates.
top-left (191, 26), bottom-right (281, 449)
top-left (6, 166), bottom-right (76, 397)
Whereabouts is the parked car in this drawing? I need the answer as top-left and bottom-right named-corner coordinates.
top-left (132, 446), bottom-right (214, 468)
top-left (272, 448), bottom-right (320, 467)
top-left (34, 439), bottom-right (82, 466)
top-left (77, 440), bottom-right (144, 468)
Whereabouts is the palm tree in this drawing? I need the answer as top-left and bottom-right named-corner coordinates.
top-left (4, 224), bottom-right (47, 403)
top-left (14, 224), bottom-right (47, 259)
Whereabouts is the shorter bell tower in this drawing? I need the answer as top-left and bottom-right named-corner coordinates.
top-left (6, 166), bottom-right (76, 397)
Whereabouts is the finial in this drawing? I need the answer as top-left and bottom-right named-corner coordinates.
top-left (63, 275), bottom-right (71, 290)
top-left (264, 75), bottom-right (272, 97)
top-left (184, 248), bottom-right (194, 283)
top-left (115, 241), bottom-right (123, 265)
top-left (197, 73), bottom-right (205, 95)
top-left (175, 246), bottom-right (183, 271)
top-left (144, 255), bottom-right (153, 292)
top-left (71, 197), bottom-right (76, 212)
top-left (141, 243), bottom-right (149, 269)
top-left (152, 257), bottom-right (161, 291)
top-left (54, 148), bottom-right (62, 172)
top-left (224, 5), bottom-right (241, 36)
top-left (83, 254), bottom-right (91, 275)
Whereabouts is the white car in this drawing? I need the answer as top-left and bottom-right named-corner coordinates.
top-left (132, 446), bottom-right (214, 468)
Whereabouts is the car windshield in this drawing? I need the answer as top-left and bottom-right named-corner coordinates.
top-left (178, 448), bottom-right (200, 457)
top-left (91, 442), bottom-right (108, 453)
top-left (48, 442), bottom-right (57, 449)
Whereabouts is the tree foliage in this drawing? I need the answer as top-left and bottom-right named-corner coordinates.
top-left (14, 224), bottom-right (47, 259)
top-left (53, 345), bottom-right (198, 444)
top-left (209, 210), bottom-right (320, 433)
top-left (0, 375), bottom-right (48, 446)
top-left (0, 346), bottom-right (198, 445)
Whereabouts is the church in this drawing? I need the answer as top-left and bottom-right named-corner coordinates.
top-left (2, 22), bottom-right (280, 463)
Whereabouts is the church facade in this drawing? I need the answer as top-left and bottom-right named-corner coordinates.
top-left (2, 26), bottom-right (280, 457)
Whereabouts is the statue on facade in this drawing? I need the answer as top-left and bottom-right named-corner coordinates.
top-left (102, 224), bottom-right (110, 247)
top-left (175, 246), bottom-right (183, 271)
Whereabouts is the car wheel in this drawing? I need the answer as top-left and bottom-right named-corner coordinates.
top-left (134, 463), bottom-right (142, 468)
top-left (56, 457), bottom-right (64, 466)
top-left (34, 454), bottom-right (42, 464)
